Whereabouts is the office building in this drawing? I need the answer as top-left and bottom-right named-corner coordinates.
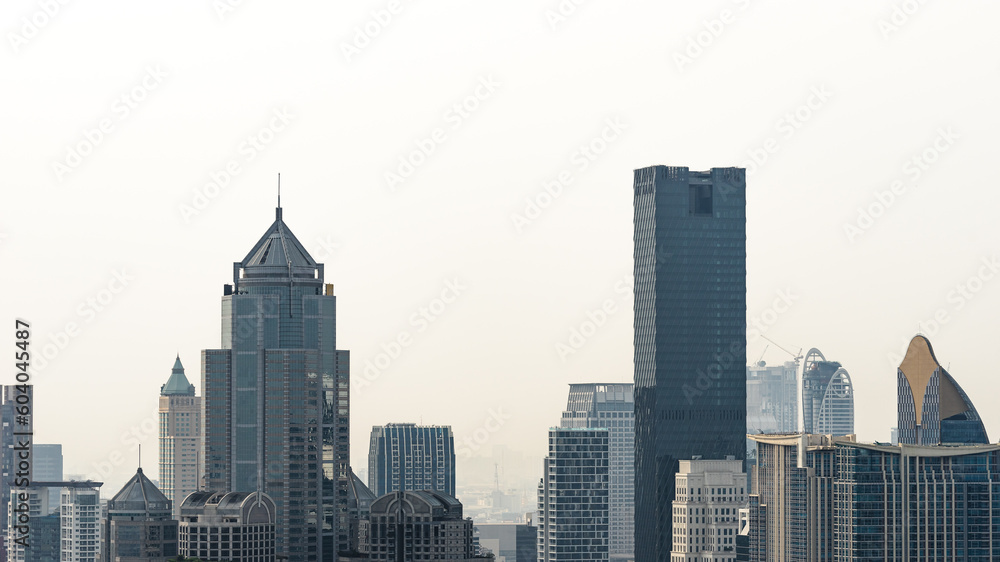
top-left (896, 335), bottom-right (989, 445)
top-left (800, 348), bottom-right (854, 436)
top-left (32, 444), bottom-right (62, 515)
top-left (560, 383), bottom-right (634, 561)
top-left (746, 361), bottom-right (798, 442)
top-left (834, 441), bottom-right (1000, 560)
top-left (7, 485), bottom-right (61, 561)
top-left (178, 491), bottom-right (276, 562)
top-left (475, 523), bottom-right (537, 562)
top-left (201, 204), bottom-right (351, 561)
top-left (670, 458), bottom-right (747, 561)
top-left (633, 165), bottom-right (747, 561)
top-left (1, 385), bottom-right (30, 534)
top-left (360, 490), bottom-right (475, 560)
top-left (344, 468), bottom-right (376, 555)
top-left (746, 434), bottom-right (838, 561)
top-left (61, 482), bottom-right (103, 562)
top-left (159, 355), bottom-right (201, 519)
top-left (102, 467), bottom-right (177, 561)
top-left (367, 423), bottom-right (455, 497)
top-left (537, 427), bottom-right (609, 561)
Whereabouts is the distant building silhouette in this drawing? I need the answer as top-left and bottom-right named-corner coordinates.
top-left (896, 335), bottom-right (989, 445)
top-left (800, 348), bottom-right (854, 435)
top-left (178, 491), bottom-right (276, 561)
top-left (633, 166), bottom-right (747, 560)
top-left (476, 523), bottom-right (537, 562)
top-left (201, 204), bottom-right (351, 561)
top-left (102, 467), bottom-right (177, 561)
top-left (159, 355), bottom-right (201, 519)
top-left (560, 383), bottom-right (633, 560)
top-left (368, 424), bottom-right (455, 497)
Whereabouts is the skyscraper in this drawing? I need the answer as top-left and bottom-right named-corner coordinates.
top-left (159, 355), bottom-right (201, 519)
top-left (559, 383), bottom-right (633, 560)
top-left (800, 348), bottom-right (854, 436)
top-left (201, 204), bottom-right (351, 561)
top-left (670, 458), bottom-right (747, 560)
top-left (745, 361), bottom-right (798, 435)
top-left (633, 165), bottom-right (747, 561)
top-left (102, 467), bottom-right (178, 560)
top-left (896, 335), bottom-right (988, 445)
top-left (537, 427), bottom-right (609, 562)
top-left (32, 444), bottom-right (62, 515)
top-left (367, 424), bottom-right (455, 497)
top-left (61, 483), bottom-right (102, 562)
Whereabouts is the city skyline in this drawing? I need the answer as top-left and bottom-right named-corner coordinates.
top-left (3, 1), bottom-right (1000, 501)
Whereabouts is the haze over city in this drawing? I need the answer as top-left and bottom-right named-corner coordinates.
top-left (3, 0), bottom-right (1000, 500)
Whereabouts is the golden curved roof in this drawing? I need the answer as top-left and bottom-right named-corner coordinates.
top-left (898, 336), bottom-right (967, 424)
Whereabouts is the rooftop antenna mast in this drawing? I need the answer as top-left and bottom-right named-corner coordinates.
top-left (277, 173), bottom-right (282, 219)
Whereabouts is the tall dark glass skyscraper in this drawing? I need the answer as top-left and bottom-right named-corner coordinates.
top-left (202, 205), bottom-right (350, 561)
top-left (632, 166), bottom-right (747, 561)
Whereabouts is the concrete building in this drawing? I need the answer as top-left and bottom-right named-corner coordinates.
top-left (560, 383), bottom-right (633, 561)
top-left (800, 349), bottom-right (854, 436)
top-left (746, 361), bottom-right (798, 457)
top-left (896, 335), bottom-right (989, 445)
top-left (61, 483), bottom-right (103, 562)
top-left (633, 166), bottom-right (747, 560)
top-left (158, 355), bottom-right (201, 519)
top-left (360, 490), bottom-right (475, 560)
top-left (102, 467), bottom-right (177, 561)
top-left (6, 485), bottom-right (63, 561)
top-left (368, 424), bottom-right (455, 497)
top-left (475, 523), bottom-right (536, 562)
top-left (201, 204), bottom-right (351, 561)
top-left (537, 427), bottom-right (609, 561)
top-left (670, 458), bottom-right (747, 562)
top-left (178, 491), bottom-right (276, 562)
top-left (344, 468), bottom-right (376, 556)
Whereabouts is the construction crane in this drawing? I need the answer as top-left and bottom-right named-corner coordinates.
top-left (760, 335), bottom-right (803, 364)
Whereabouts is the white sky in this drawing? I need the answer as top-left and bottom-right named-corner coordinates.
top-left (3, 1), bottom-right (1000, 495)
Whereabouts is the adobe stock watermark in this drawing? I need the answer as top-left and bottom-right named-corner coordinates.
top-left (878, 0), bottom-right (928, 41)
top-left (886, 255), bottom-right (1000, 367)
top-left (843, 127), bottom-right (958, 243)
top-left (510, 117), bottom-right (626, 233)
top-left (555, 275), bottom-right (632, 361)
top-left (672, 0), bottom-right (754, 72)
top-left (212, 0), bottom-right (248, 21)
top-left (29, 269), bottom-right (136, 376)
top-left (341, 0), bottom-right (411, 63)
top-left (87, 410), bottom-right (156, 482)
top-left (7, 0), bottom-right (71, 54)
top-left (178, 107), bottom-right (294, 223)
top-left (384, 75), bottom-right (500, 192)
top-left (682, 287), bottom-right (798, 403)
top-left (457, 407), bottom-right (512, 458)
top-left (312, 235), bottom-right (342, 262)
top-left (52, 65), bottom-right (168, 182)
top-left (740, 85), bottom-right (833, 178)
top-left (543, 0), bottom-right (590, 31)
top-left (353, 278), bottom-right (467, 393)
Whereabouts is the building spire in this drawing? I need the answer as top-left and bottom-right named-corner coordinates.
top-left (276, 173), bottom-right (282, 220)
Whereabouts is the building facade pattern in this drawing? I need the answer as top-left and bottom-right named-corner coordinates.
top-left (159, 356), bottom-right (201, 519)
top-left (361, 490), bottom-right (474, 560)
top-left (800, 349), bottom-right (854, 437)
top-left (633, 166), bottom-right (747, 561)
top-left (367, 424), bottom-right (456, 497)
top-left (178, 491), bottom-right (276, 562)
top-left (670, 458), bottom-right (746, 562)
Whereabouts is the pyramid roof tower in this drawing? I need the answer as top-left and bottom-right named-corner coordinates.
top-left (107, 467), bottom-right (172, 516)
top-left (161, 355), bottom-right (195, 396)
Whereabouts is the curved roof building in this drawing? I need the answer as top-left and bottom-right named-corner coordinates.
top-left (897, 335), bottom-right (989, 445)
top-left (801, 348), bottom-right (854, 436)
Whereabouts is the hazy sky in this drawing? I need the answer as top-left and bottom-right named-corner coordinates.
top-left (3, 1), bottom-right (1000, 495)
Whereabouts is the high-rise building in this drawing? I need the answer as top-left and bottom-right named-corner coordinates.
top-left (32, 444), bottom-right (62, 515)
top-left (560, 383), bottom-right (634, 560)
top-left (178, 491), bottom-right (276, 561)
top-left (537, 427), bottom-right (609, 561)
top-left (834, 441), bottom-right (1000, 560)
top-left (345, 468), bottom-right (376, 555)
top-left (367, 424), bottom-right (455, 497)
top-left (1, 385), bottom-right (30, 535)
top-left (7, 485), bottom-right (61, 561)
top-left (746, 434), bottom-right (838, 561)
top-left (896, 335), bottom-right (989, 445)
top-left (102, 467), bottom-right (178, 561)
top-left (800, 348), bottom-right (854, 436)
top-left (360, 490), bottom-right (475, 560)
top-left (159, 356), bottom-right (201, 519)
top-left (201, 204), bottom-right (351, 561)
top-left (670, 458), bottom-right (747, 561)
top-left (633, 165), bottom-right (747, 561)
top-left (61, 483), bottom-right (103, 562)
top-left (746, 361), bottom-right (798, 436)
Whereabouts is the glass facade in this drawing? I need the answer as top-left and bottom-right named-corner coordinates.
top-left (633, 166), bottom-right (747, 562)
top-left (202, 208), bottom-right (350, 561)
top-left (367, 424), bottom-right (456, 497)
